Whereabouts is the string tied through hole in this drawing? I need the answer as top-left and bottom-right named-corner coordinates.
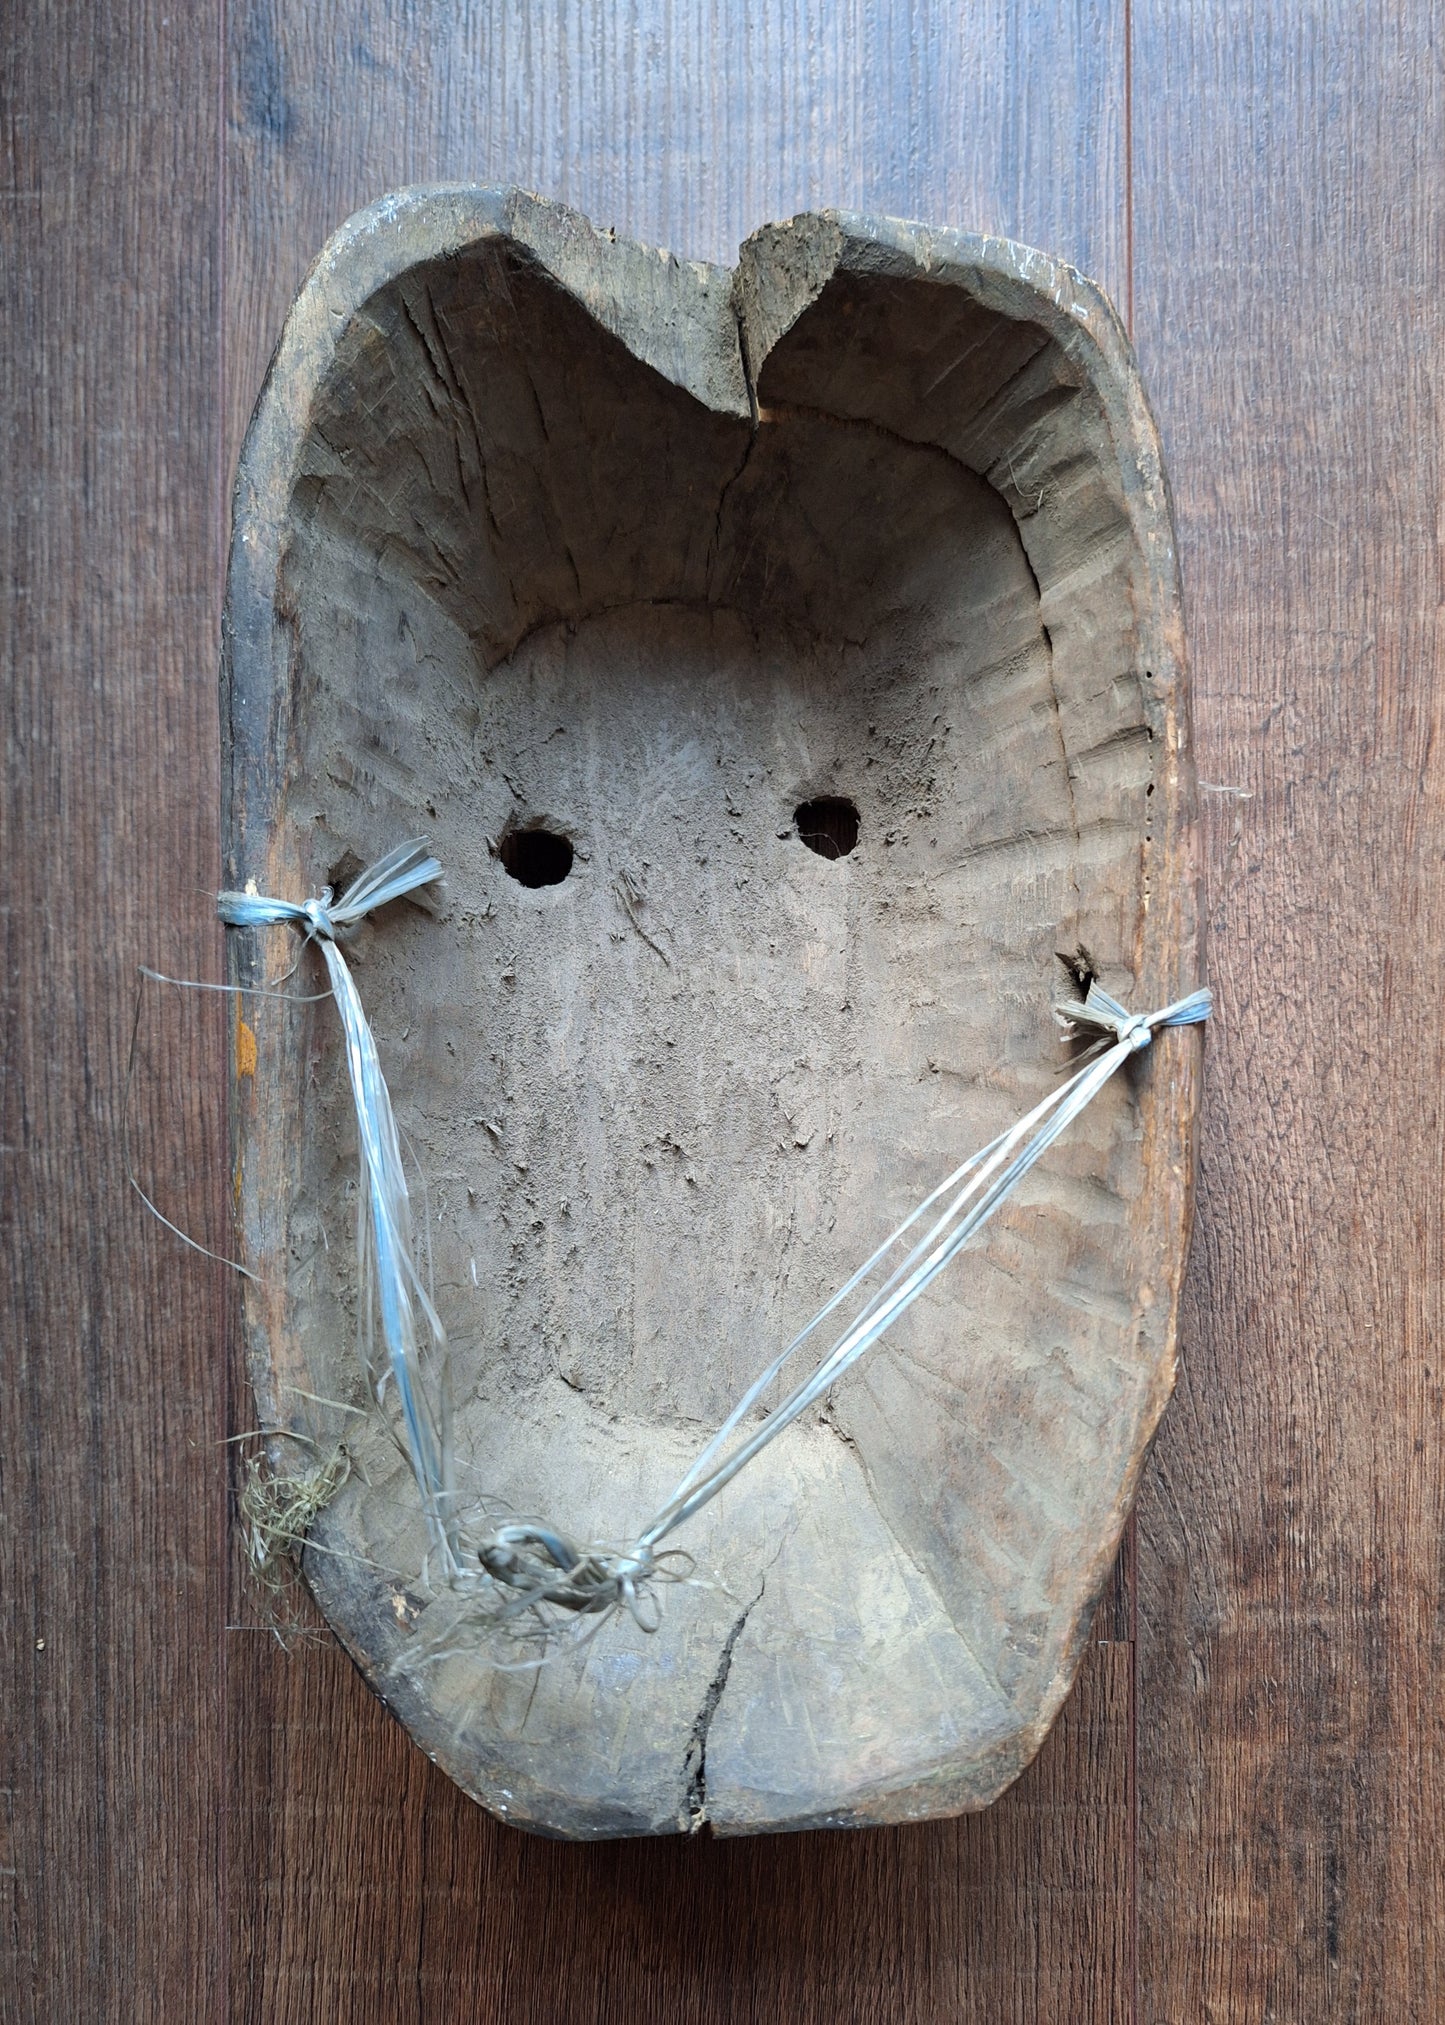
top-left (219, 832), bottom-right (1211, 1657)
top-left (219, 840), bottom-right (456, 1571)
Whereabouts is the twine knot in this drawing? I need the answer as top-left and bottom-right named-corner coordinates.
top-left (1117, 1011), bottom-right (1153, 1052)
top-left (472, 1523), bottom-right (677, 1632)
top-left (218, 840), bottom-right (454, 1566)
top-left (1056, 981), bottom-right (1212, 1060)
top-left (218, 840), bottom-right (442, 945)
top-left (301, 893), bottom-right (338, 941)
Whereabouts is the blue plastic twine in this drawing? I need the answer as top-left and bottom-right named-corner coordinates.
top-left (220, 842), bottom-right (457, 1573)
top-left (476, 977), bottom-right (1211, 1628)
top-left (221, 833), bottom-right (1209, 1636)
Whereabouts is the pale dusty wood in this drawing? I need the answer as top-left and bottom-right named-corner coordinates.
top-left (1131, 4), bottom-right (1445, 2018)
top-left (224, 188), bottom-right (1199, 1837)
top-left (0, 1), bottom-right (228, 2018)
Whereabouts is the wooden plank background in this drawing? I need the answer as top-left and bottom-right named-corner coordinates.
top-left (3, 2), bottom-right (1440, 2017)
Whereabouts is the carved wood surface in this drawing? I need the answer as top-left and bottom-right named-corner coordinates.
top-left (5, 0), bottom-right (1442, 2015)
top-left (225, 190), bottom-right (1200, 1836)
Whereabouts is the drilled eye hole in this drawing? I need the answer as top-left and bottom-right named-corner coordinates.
top-left (499, 825), bottom-right (574, 887)
top-left (794, 796), bottom-right (860, 860)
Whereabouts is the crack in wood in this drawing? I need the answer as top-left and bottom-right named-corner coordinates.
top-left (681, 1578), bottom-right (765, 1833)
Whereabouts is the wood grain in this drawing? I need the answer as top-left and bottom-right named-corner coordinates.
top-left (223, 0), bottom-right (1128, 457)
top-left (0, 1), bottom-right (226, 2019)
top-left (10, 0), bottom-right (1440, 2015)
top-left (232, 1635), bottom-right (1130, 2023)
top-left (1131, 4), bottom-right (1445, 2018)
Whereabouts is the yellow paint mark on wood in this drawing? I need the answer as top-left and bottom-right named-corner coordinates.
top-left (236, 1011), bottom-right (258, 1079)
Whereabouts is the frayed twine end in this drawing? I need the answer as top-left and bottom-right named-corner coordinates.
top-left (1056, 980), bottom-right (1213, 1061)
top-left (238, 1441), bottom-right (351, 1614)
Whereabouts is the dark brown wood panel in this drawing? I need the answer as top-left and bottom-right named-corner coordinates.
top-left (0, 1), bottom-right (225, 2019)
top-left (1131, 4), bottom-right (1445, 2019)
top-left (224, 0), bottom-right (1128, 460)
top-left (11, 0), bottom-right (1439, 2017)
top-left (234, 1637), bottom-right (1131, 2023)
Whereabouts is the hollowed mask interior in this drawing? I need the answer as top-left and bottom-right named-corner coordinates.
top-left (231, 197), bottom-right (1198, 1838)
